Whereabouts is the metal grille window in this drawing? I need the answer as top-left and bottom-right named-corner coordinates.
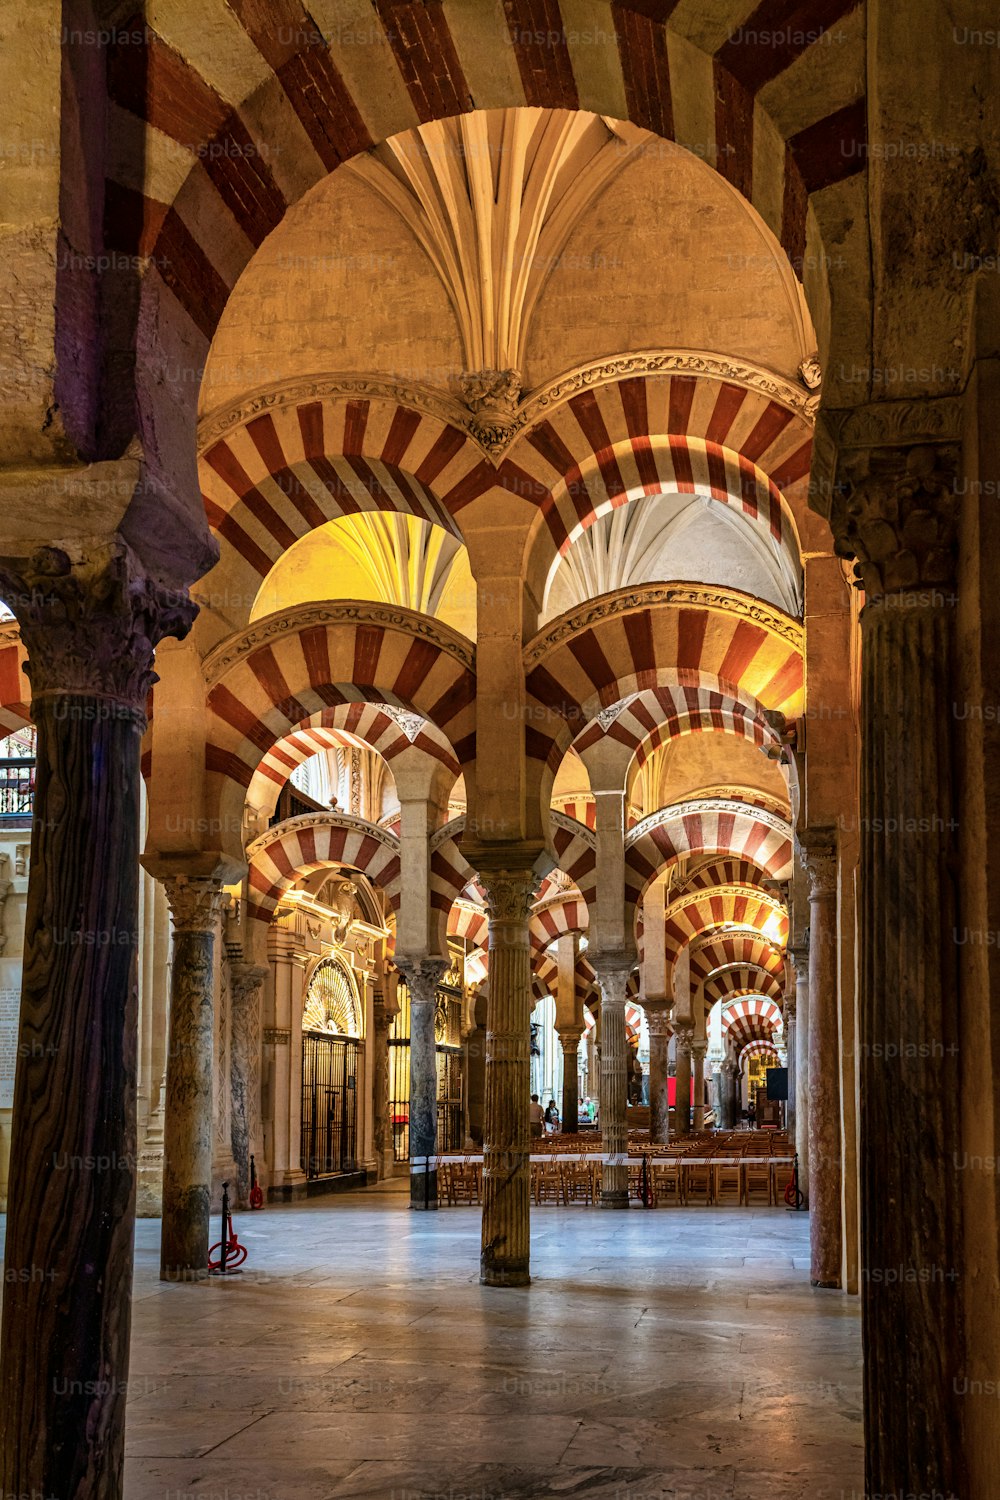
top-left (302, 957), bottom-right (361, 1037)
top-left (0, 730), bottom-right (35, 821)
top-left (301, 1033), bottom-right (360, 1177)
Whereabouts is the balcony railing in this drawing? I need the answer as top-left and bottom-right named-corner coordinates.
top-left (0, 757), bottom-right (34, 820)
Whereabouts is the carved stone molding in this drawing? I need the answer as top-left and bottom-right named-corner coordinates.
top-left (673, 1020), bottom-right (695, 1052)
top-left (664, 882), bottom-right (787, 925)
top-left (645, 1005), bottom-right (673, 1038)
top-left (549, 809), bottom-right (597, 848)
top-left (203, 599), bottom-right (476, 686)
top-left (196, 350), bottom-right (817, 466)
top-left (0, 539), bottom-right (196, 716)
top-left (263, 1027), bottom-right (290, 1046)
top-left (796, 829), bottom-right (838, 900)
top-left (524, 582), bottom-right (803, 669)
top-left (377, 702), bottom-right (425, 742)
top-left (626, 798), bottom-right (793, 850)
top-left (164, 876), bottom-right (227, 934)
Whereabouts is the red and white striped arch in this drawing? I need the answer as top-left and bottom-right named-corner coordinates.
top-left (430, 818), bottom-right (478, 951)
top-left (625, 798), bottom-right (793, 931)
top-left (530, 893), bottom-right (590, 953)
top-left (245, 812), bottom-right (401, 923)
top-left (549, 812), bottom-right (598, 912)
top-left (512, 374), bottom-right (809, 592)
top-left (573, 682), bottom-right (782, 768)
top-left (198, 394), bottom-right (492, 603)
top-left (722, 997), bottom-right (784, 1048)
top-left (740, 1040), bottom-right (781, 1069)
top-left (522, 586), bottom-right (804, 819)
top-left (203, 604), bottom-right (476, 858)
top-left (691, 934), bottom-right (786, 991)
top-left (663, 885), bottom-right (789, 969)
top-left (706, 969), bottom-right (784, 1010)
top-left (247, 701), bottom-right (459, 813)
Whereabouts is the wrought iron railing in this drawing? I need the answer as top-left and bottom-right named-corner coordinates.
top-left (0, 757), bottom-right (34, 819)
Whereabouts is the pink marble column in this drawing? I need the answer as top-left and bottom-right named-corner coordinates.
top-left (646, 1005), bottom-right (671, 1144)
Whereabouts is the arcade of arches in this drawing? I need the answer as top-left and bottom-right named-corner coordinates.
top-left (0, 4), bottom-right (998, 1497)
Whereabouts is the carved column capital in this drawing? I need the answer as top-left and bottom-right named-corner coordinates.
top-left (796, 828), bottom-right (838, 901)
top-left (479, 868), bottom-right (537, 927)
top-left (690, 1040), bottom-right (708, 1061)
top-left (673, 1020), bottom-right (695, 1053)
top-left (395, 956), bottom-right (448, 1005)
top-left (645, 1004), bottom-right (673, 1038)
top-left (0, 537), bottom-right (196, 718)
top-left (164, 876), bottom-right (227, 934)
top-left (816, 403), bottom-right (962, 599)
top-left (229, 961), bottom-right (269, 1008)
top-left (592, 959), bottom-right (632, 1008)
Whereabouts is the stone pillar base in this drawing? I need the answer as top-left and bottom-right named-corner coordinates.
top-left (480, 1263), bottom-right (530, 1288)
top-left (268, 1169), bottom-right (308, 1203)
top-left (600, 1189), bottom-right (629, 1210)
top-left (135, 1153), bottom-right (164, 1219)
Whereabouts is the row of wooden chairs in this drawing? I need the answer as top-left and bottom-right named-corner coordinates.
top-left (437, 1156), bottom-right (794, 1207)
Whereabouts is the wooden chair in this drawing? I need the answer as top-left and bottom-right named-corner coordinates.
top-left (563, 1158), bottom-right (594, 1204)
top-left (534, 1159), bottom-right (564, 1205)
top-left (713, 1161), bottom-right (743, 1206)
top-left (651, 1159), bottom-right (682, 1206)
top-left (683, 1161), bottom-right (714, 1206)
top-left (744, 1160), bottom-right (773, 1206)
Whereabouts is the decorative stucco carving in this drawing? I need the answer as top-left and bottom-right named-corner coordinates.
top-left (246, 810), bottom-right (400, 863)
top-left (626, 798), bottom-right (793, 849)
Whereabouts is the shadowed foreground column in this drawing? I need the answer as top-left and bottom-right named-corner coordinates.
top-left (646, 1004), bottom-right (671, 1144)
top-left (594, 962), bottom-right (630, 1208)
top-left (160, 877), bottom-right (226, 1279)
top-left (479, 867), bottom-right (534, 1286)
top-left (0, 540), bottom-right (193, 1500)
top-left (398, 958), bottom-right (448, 1209)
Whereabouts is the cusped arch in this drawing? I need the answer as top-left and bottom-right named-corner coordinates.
top-left (245, 811), bottom-right (401, 923)
top-left (663, 884), bottom-right (788, 970)
top-left (203, 602), bottom-right (476, 859)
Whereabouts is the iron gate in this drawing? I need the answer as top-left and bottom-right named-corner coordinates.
top-left (301, 1032), bottom-right (360, 1177)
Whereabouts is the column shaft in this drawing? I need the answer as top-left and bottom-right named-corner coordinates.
top-left (559, 1035), bottom-right (580, 1134)
top-left (480, 869), bottom-right (534, 1286)
top-left (692, 1045), bottom-right (707, 1131)
top-left (673, 1032), bottom-right (693, 1137)
top-left (595, 967), bottom-right (630, 1207)
top-left (160, 878), bottom-right (225, 1279)
top-left (0, 540), bottom-right (193, 1500)
top-left (646, 1010), bottom-right (671, 1144)
top-left (399, 959), bottom-right (447, 1209)
top-left (800, 835), bottom-right (841, 1288)
top-left (229, 961), bottom-right (268, 1208)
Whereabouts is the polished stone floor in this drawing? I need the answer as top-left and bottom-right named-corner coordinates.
top-left (4, 1183), bottom-right (864, 1498)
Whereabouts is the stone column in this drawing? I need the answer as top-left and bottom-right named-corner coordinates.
top-left (798, 832), bottom-right (841, 1288)
top-left (784, 988), bottom-right (797, 1139)
top-left (479, 866), bottom-right (535, 1286)
top-left (397, 957), bottom-right (447, 1210)
top-left (229, 960), bottom-right (269, 1208)
top-left (464, 986), bottom-right (487, 1148)
top-left (557, 1032), bottom-right (581, 1133)
top-left (788, 940), bottom-right (810, 1197)
top-left (691, 1041), bottom-right (707, 1132)
top-left (646, 1005), bottom-right (671, 1143)
top-left (594, 962), bottom-right (631, 1208)
top-left (371, 985), bottom-right (393, 1177)
top-left (672, 1022), bottom-right (694, 1137)
top-left (0, 539), bottom-right (194, 1500)
top-left (160, 876), bottom-right (226, 1280)
top-left (828, 432), bottom-right (965, 1492)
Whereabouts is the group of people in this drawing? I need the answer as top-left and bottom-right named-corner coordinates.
top-left (529, 1093), bottom-right (600, 1138)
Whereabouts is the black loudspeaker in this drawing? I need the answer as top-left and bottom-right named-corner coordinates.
top-left (766, 1067), bottom-right (788, 1101)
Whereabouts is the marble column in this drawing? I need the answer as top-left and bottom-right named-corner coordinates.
top-left (558, 1032), bottom-right (581, 1133)
top-left (371, 985), bottom-right (393, 1177)
top-left (784, 989), bottom-right (798, 1139)
top-left (397, 958), bottom-right (447, 1209)
top-left (594, 963), bottom-right (631, 1208)
top-left (479, 866), bottom-right (535, 1286)
top-left (789, 940), bottom-right (811, 1198)
top-left (0, 540), bottom-right (194, 1500)
top-left (646, 1004), bottom-right (672, 1144)
top-left (228, 960), bottom-right (269, 1209)
top-left (691, 1041), bottom-right (707, 1131)
top-left (672, 1022), bottom-right (694, 1137)
top-left (160, 876), bottom-right (226, 1280)
top-left (798, 832), bottom-right (841, 1288)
